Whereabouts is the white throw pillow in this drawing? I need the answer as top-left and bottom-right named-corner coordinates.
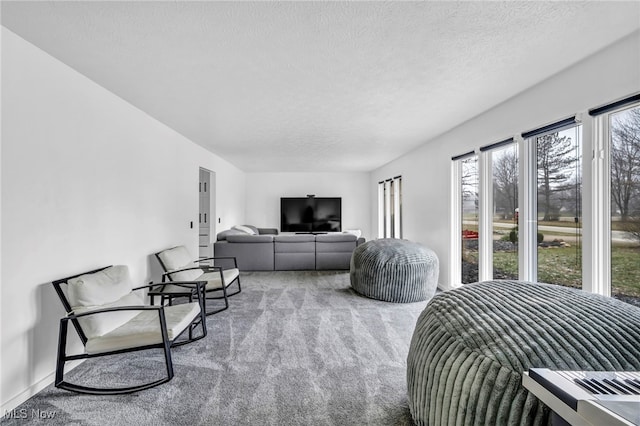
top-left (67, 265), bottom-right (133, 308)
top-left (158, 246), bottom-right (203, 281)
top-left (158, 246), bottom-right (193, 271)
top-left (66, 265), bottom-right (143, 339)
top-left (232, 225), bottom-right (257, 235)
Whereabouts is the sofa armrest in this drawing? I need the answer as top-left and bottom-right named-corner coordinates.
top-left (357, 237), bottom-right (366, 246)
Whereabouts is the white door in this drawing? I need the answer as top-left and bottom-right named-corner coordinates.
top-left (199, 168), bottom-right (214, 260)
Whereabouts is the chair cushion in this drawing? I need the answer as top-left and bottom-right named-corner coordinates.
top-left (200, 268), bottom-right (240, 290)
top-left (85, 302), bottom-right (201, 354)
top-left (169, 266), bottom-right (203, 282)
top-left (66, 265), bottom-right (143, 339)
top-left (67, 265), bottom-right (133, 308)
top-left (158, 246), bottom-right (203, 281)
top-left (157, 246), bottom-right (193, 271)
top-left (73, 292), bottom-right (145, 339)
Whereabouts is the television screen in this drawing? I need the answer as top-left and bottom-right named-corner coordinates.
top-left (281, 197), bottom-right (341, 232)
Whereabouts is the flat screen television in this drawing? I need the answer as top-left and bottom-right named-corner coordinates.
top-left (280, 197), bottom-right (342, 233)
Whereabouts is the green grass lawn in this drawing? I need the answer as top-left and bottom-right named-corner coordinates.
top-left (466, 245), bottom-right (640, 298)
top-left (611, 246), bottom-right (640, 297)
top-left (462, 220), bottom-right (640, 298)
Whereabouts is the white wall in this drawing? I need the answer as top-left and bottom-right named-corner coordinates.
top-left (0, 24), bottom-right (4, 415)
top-left (0, 28), bottom-right (246, 411)
top-left (245, 172), bottom-right (371, 239)
top-left (370, 30), bottom-right (640, 290)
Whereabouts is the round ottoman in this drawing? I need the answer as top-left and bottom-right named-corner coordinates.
top-left (406, 281), bottom-right (640, 425)
top-left (350, 238), bottom-right (439, 303)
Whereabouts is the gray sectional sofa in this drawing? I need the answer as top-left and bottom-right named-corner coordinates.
top-left (213, 226), bottom-right (364, 271)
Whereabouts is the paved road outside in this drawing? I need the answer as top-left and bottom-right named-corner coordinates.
top-left (463, 221), bottom-right (636, 243)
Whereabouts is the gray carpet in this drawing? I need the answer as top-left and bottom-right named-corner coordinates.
top-left (2, 271), bottom-right (429, 425)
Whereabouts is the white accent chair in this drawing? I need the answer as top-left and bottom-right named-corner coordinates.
top-left (52, 265), bottom-right (207, 395)
top-left (155, 246), bottom-right (241, 315)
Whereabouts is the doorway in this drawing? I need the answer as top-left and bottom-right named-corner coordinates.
top-left (199, 168), bottom-right (215, 260)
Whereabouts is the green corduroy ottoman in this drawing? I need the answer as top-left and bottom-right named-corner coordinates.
top-left (349, 238), bottom-right (439, 303)
top-left (407, 280), bottom-right (640, 425)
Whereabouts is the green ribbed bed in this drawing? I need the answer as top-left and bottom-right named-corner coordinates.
top-left (406, 280), bottom-right (640, 425)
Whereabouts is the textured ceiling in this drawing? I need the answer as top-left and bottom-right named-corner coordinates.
top-left (2, 1), bottom-right (640, 172)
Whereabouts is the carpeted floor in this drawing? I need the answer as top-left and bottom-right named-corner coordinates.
top-left (2, 271), bottom-right (430, 425)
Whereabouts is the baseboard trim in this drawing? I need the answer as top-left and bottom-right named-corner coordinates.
top-left (1, 359), bottom-right (83, 416)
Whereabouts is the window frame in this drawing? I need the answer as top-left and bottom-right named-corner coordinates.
top-left (450, 94), bottom-right (638, 302)
top-left (591, 101), bottom-right (640, 297)
top-left (453, 153), bottom-right (480, 285)
top-left (377, 176), bottom-right (403, 239)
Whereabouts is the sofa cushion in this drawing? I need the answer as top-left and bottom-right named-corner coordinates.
top-left (274, 235), bottom-right (316, 270)
top-left (315, 233), bottom-right (357, 243)
top-left (316, 234), bottom-right (358, 270)
top-left (214, 240), bottom-right (275, 271)
top-left (316, 252), bottom-right (353, 270)
top-left (257, 227), bottom-right (278, 235)
top-left (274, 235), bottom-right (316, 243)
top-left (275, 253), bottom-right (316, 270)
top-left (227, 234), bottom-right (274, 243)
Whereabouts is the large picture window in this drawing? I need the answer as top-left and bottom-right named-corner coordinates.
top-left (609, 104), bottom-right (640, 305)
top-left (490, 142), bottom-right (519, 279)
top-left (534, 125), bottom-right (582, 289)
top-left (451, 94), bottom-right (638, 306)
top-left (460, 155), bottom-right (479, 283)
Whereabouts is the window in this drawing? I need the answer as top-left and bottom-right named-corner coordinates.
top-left (534, 125), bottom-right (582, 289)
top-left (451, 94), bottom-right (639, 302)
top-left (460, 155), bottom-right (479, 283)
top-left (490, 142), bottom-right (519, 279)
top-left (609, 104), bottom-right (640, 305)
top-left (378, 176), bottom-right (402, 238)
